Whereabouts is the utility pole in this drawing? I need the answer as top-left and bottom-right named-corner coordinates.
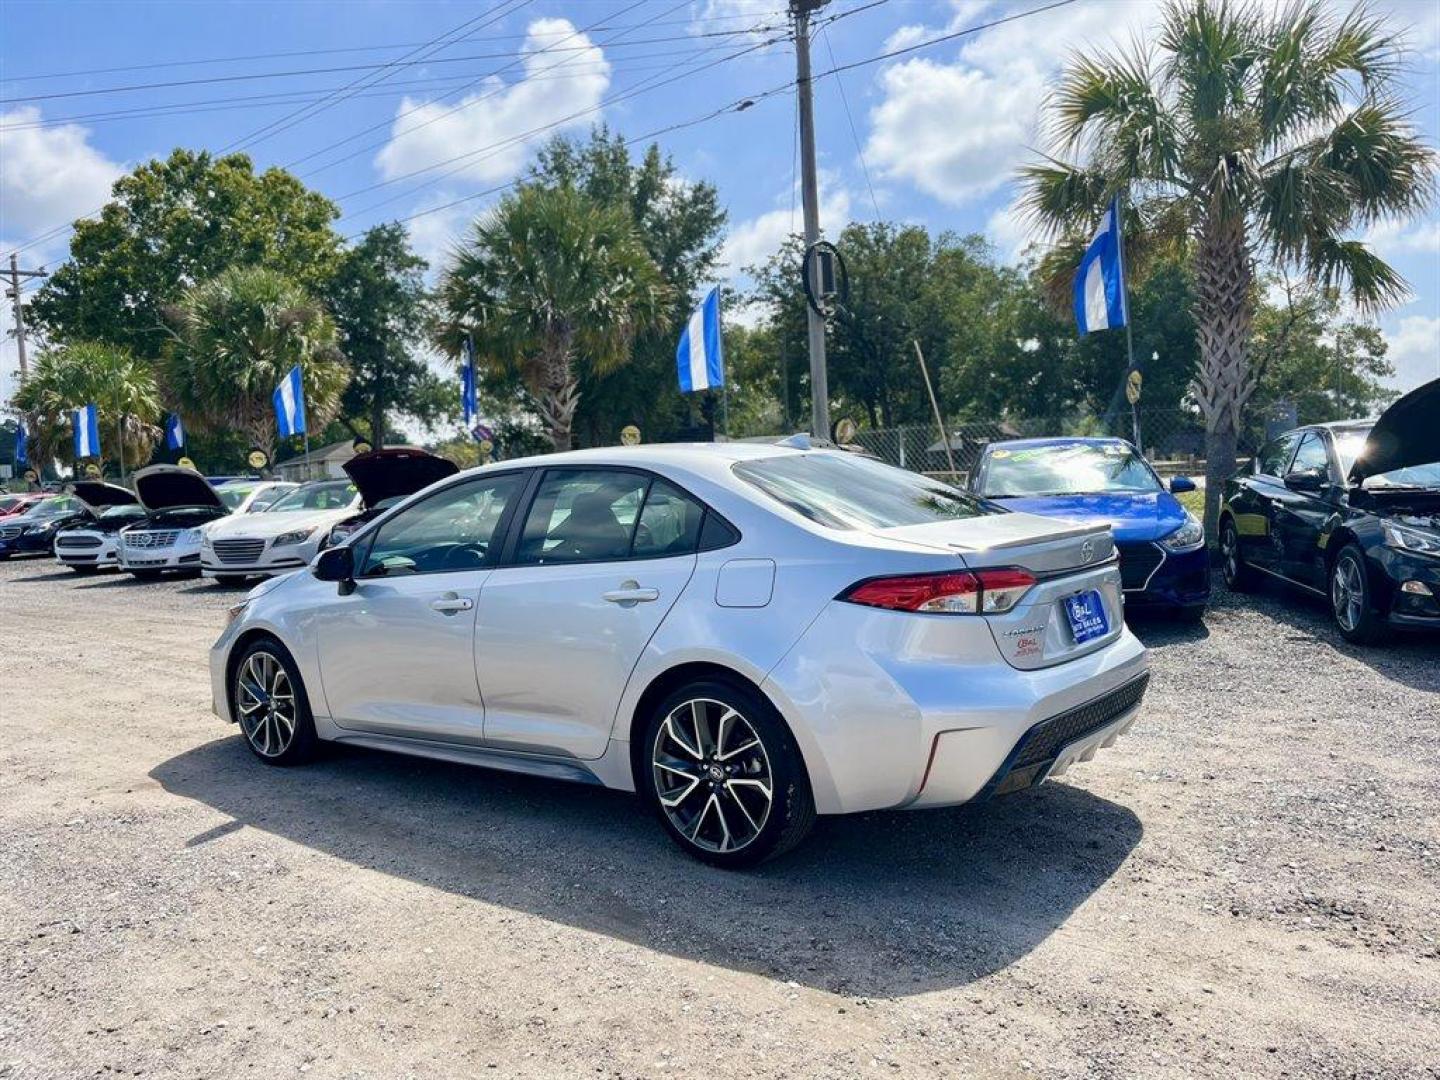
top-left (791, 0), bottom-right (830, 439)
top-left (6, 254), bottom-right (47, 386)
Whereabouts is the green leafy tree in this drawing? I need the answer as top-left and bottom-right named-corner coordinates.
top-left (324, 223), bottom-right (450, 444)
top-left (12, 341), bottom-right (162, 473)
top-left (439, 183), bottom-right (670, 452)
top-left (1021, 0), bottom-right (1435, 534)
top-left (30, 149), bottom-right (342, 358)
top-left (526, 128), bottom-right (727, 444)
top-left (163, 267), bottom-right (350, 459)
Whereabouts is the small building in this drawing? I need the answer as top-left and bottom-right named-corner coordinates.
top-left (275, 439), bottom-right (357, 482)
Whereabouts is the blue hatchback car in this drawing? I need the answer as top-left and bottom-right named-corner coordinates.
top-left (972, 437), bottom-right (1210, 620)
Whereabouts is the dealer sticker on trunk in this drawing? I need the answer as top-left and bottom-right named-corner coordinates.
top-left (1064, 589), bottom-right (1110, 644)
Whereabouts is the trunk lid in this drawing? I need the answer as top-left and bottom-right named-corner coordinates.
top-left (868, 511), bottom-right (1124, 670)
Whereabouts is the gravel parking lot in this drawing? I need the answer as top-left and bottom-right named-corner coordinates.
top-left (1, 556), bottom-right (1437, 1079)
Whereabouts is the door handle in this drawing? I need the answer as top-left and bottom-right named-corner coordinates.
top-left (603, 581), bottom-right (660, 606)
top-left (429, 594), bottom-right (474, 614)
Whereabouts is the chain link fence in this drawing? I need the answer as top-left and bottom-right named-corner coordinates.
top-left (837, 407), bottom-right (1279, 488)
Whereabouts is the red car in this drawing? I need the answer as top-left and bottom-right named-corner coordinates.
top-left (0, 493), bottom-right (47, 518)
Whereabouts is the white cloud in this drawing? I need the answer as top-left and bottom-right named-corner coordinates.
top-left (984, 195), bottom-right (1036, 263)
top-left (863, 2), bottom-right (1152, 208)
top-left (0, 107), bottom-right (123, 243)
top-left (1365, 216), bottom-right (1440, 257)
top-left (719, 170), bottom-right (852, 278)
top-left (374, 19), bottom-right (610, 186)
top-left (404, 194), bottom-right (484, 280)
top-left (1383, 314), bottom-right (1440, 391)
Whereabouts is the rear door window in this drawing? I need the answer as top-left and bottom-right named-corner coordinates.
top-left (516, 470), bottom-right (650, 565)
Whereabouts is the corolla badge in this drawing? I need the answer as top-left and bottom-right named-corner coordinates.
top-left (1080, 538), bottom-right (1095, 564)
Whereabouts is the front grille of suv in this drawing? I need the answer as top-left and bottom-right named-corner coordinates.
top-left (212, 539), bottom-right (266, 564)
top-left (124, 530), bottom-right (179, 549)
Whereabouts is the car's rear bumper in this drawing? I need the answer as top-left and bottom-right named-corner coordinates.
top-left (763, 600), bottom-right (1150, 815)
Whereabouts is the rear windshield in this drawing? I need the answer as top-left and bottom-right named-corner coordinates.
top-left (733, 452), bottom-right (998, 530)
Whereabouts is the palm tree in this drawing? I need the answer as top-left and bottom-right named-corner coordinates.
top-left (439, 184), bottom-right (669, 452)
top-left (164, 266), bottom-right (350, 459)
top-left (1020, 0), bottom-right (1435, 535)
top-left (13, 341), bottom-right (162, 474)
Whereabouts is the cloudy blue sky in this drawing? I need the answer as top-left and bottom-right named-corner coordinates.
top-left (3, 0), bottom-right (1437, 410)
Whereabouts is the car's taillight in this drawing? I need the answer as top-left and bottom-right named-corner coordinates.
top-left (839, 568), bottom-right (1036, 615)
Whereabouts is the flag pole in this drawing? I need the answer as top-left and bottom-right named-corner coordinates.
top-left (1117, 188), bottom-right (1140, 451)
top-left (718, 286), bottom-right (730, 439)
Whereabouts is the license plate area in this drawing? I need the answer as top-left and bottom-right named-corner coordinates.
top-left (1063, 588), bottom-right (1109, 644)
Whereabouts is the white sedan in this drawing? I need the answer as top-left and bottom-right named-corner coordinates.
top-left (210, 442), bottom-right (1148, 867)
top-left (201, 479), bottom-right (360, 583)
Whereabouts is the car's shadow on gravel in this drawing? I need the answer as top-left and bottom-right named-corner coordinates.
top-left (5, 566), bottom-right (86, 583)
top-left (152, 736), bottom-right (1141, 998)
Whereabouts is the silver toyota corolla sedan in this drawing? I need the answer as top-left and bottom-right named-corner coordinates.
top-left (210, 441), bottom-right (1149, 867)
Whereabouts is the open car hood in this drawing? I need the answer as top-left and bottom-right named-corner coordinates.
top-left (133, 465), bottom-right (226, 512)
top-left (67, 481), bottom-right (139, 514)
top-left (1348, 377), bottom-right (1440, 484)
top-left (342, 448), bottom-right (458, 509)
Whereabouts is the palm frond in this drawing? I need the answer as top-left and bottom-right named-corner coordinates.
top-left (1302, 236), bottom-right (1408, 312)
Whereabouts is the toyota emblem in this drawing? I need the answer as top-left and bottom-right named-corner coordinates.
top-left (1079, 539), bottom-right (1095, 564)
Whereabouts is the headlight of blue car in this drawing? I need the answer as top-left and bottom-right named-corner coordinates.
top-left (1382, 521), bottom-right (1440, 558)
top-left (273, 527), bottom-right (316, 547)
top-left (1160, 512), bottom-right (1205, 551)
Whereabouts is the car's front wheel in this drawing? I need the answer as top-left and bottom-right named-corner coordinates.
top-left (1219, 516), bottom-right (1256, 592)
top-left (641, 679), bottom-right (815, 868)
top-left (231, 639), bottom-right (318, 765)
top-left (1330, 544), bottom-right (1388, 645)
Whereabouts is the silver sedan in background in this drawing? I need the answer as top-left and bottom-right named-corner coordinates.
top-left (211, 442), bottom-right (1148, 867)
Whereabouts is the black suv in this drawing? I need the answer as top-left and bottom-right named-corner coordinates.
top-left (1219, 378), bottom-right (1439, 643)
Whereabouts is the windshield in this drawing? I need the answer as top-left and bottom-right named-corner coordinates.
top-left (99, 505), bottom-right (145, 521)
top-left (31, 497), bottom-right (78, 518)
top-left (979, 442), bottom-right (1162, 498)
top-left (1333, 428), bottom-right (1440, 489)
top-left (216, 484), bottom-right (260, 510)
top-left (733, 452), bottom-right (997, 530)
top-left (267, 481), bottom-right (357, 513)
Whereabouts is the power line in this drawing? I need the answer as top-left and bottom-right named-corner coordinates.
top-left (821, 23), bottom-right (881, 219)
top-left (287, 0), bottom-right (690, 178)
top-left (2, 9), bottom-right (790, 82)
top-left (332, 28), bottom-right (791, 222)
top-left (0, 20), bottom-right (793, 106)
top-left (217, 0), bottom-right (533, 155)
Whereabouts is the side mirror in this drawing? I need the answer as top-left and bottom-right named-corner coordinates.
top-left (1169, 476), bottom-right (1197, 494)
top-left (312, 544), bottom-right (355, 594)
top-left (1284, 468), bottom-right (1327, 493)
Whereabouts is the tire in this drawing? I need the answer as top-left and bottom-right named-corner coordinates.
top-left (130, 569), bottom-right (163, 581)
top-left (1330, 543), bottom-right (1388, 646)
top-left (640, 678), bottom-right (815, 868)
top-left (230, 638), bottom-right (319, 766)
top-left (1219, 516), bottom-right (1257, 592)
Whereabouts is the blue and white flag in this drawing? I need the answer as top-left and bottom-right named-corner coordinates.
top-left (1073, 196), bottom-right (1128, 335)
top-left (164, 412), bottom-right (186, 451)
top-left (272, 365), bottom-right (307, 437)
top-left (72, 404), bottom-right (100, 459)
top-left (460, 334), bottom-right (478, 431)
top-left (676, 287), bottom-right (724, 393)
top-left (14, 419), bottom-right (27, 466)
